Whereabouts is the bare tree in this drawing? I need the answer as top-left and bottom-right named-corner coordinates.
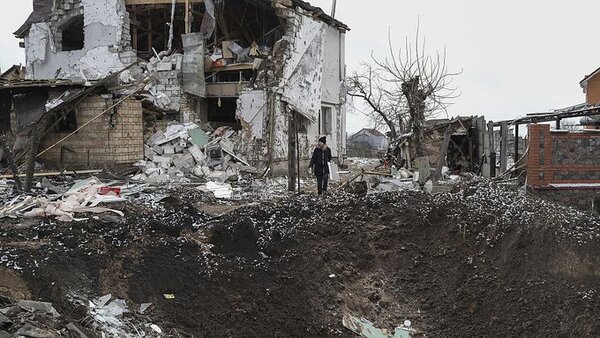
top-left (348, 26), bottom-right (461, 157)
top-left (347, 63), bottom-right (408, 141)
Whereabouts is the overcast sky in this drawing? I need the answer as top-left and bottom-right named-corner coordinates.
top-left (2, 1), bottom-right (599, 133)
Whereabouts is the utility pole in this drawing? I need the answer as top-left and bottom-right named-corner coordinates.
top-left (331, 0), bottom-right (337, 18)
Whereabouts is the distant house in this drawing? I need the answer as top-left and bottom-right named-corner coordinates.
top-left (579, 66), bottom-right (600, 128)
top-left (580, 66), bottom-right (600, 105)
top-left (347, 128), bottom-right (388, 158)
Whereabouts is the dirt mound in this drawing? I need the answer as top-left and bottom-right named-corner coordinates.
top-left (1, 180), bottom-right (600, 336)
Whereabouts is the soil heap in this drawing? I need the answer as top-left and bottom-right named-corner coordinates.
top-left (0, 179), bottom-right (599, 337)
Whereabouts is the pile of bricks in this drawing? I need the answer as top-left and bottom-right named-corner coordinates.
top-left (132, 122), bottom-right (254, 184)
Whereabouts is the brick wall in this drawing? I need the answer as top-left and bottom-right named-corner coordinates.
top-left (528, 123), bottom-right (600, 212)
top-left (527, 124), bottom-right (600, 186)
top-left (38, 95), bottom-right (143, 167)
top-left (531, 188), bottom-right (600, 214)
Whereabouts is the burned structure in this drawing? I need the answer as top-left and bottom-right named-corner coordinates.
top-left (396, 117), bottom-right (492, 177)
top-left (5, 0), bottom-right (349, 176)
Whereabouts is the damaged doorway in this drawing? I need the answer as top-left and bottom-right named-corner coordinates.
top-left (206, 97), bottom-right (241, 130)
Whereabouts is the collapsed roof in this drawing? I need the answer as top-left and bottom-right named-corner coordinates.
top-left (14, 0), bottom-right (349, 40)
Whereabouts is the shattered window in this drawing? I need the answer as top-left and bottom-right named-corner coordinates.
top-left (320, 106), bottom-right (333, 135)
top-left (60, 15), bottom-right (85, 51)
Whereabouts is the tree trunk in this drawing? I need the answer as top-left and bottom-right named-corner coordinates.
top-left (402, 77), bottom-right (427, 158)
top-left (412, 104), bottom-right (426, 158)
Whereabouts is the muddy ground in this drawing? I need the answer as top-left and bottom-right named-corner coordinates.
top-left (1, 180), bottom-right (600, 337)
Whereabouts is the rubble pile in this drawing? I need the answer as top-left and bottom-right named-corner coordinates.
top-left (133, 122), bottom-right (257, 186)
top-left (0, 180), bottom-right (598, 336)
top-left (0, 177), bottom-right (125, 222)
top-left (0, 291), bottom-right (164, 337)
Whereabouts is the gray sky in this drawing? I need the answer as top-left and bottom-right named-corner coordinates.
top-left (2, 1), bottom-right (599, 133)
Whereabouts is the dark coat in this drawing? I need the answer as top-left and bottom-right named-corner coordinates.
top-left (309, 146), bottom-right (332, 176)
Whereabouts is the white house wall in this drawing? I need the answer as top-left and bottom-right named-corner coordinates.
top-left (321, 26), bottom-right (343, 105)
top-left (280, 11), bottom-right (326, 122)
top-left (236, 90), bottom-right (267, 140)
top-left (26, 0), bottom-right (129, 81)
top-left (25, 23), bottom-right (50, 70)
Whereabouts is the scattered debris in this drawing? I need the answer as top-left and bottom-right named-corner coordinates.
top-left (0, 179), bottom-right (598, 336)
top-left (0, 177), bottom-right (125, 222)
top-left (343, 313), bottom-right (413, 338)
top-left (133, 122), bottom-right (253, 185)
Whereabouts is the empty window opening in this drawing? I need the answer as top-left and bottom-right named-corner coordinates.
top-left (52, 111), bottom-right (78, 133)
top-left (320, 106), bottom-right (333, 135)
top-left (60, 15), bottom-right (85, 51)
top-left (206, 97), bottom-right (241, 130)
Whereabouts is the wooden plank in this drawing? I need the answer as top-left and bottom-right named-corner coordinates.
top-left (0, 170), bottom-right (103, 179)
top-left (434, 126), bottom-right (453, 180)
top-left (514, 124), bottom-right (520, 163)
top-left (487, 121), bottom-right (496, 177)
top-left (500, 121), bottom-right (508, 173)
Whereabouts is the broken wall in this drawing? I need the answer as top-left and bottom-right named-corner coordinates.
top-left (530, 187), bottom-right (600, 214)
top-left (321, 25), bottom-right (345, 105)
top-left (25, 0), bottom-right (133, 81)
top-left (527, 123), bottom-right (600, 212)
top-left (527, 124), bottom-right (600, 186)
top-left (279, 8), bottom-right (326, 123)
top-left (235, 5), bottom-right (347, 173)
top-left (38, 95), bottom-right (143, 167)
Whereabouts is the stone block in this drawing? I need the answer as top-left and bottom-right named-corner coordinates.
top-left (157, 62), bottom-right (174, 72)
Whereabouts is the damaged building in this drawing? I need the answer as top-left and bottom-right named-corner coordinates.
top-left (5, 0), bottom-right (349, 176)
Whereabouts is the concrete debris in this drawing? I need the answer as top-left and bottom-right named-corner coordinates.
top-left (200, 181), bottom-right (236, 199)
top-left (0, 177), bottom-right (125, 222)
top-left (65, 323), bottom-right (89, 338)
top-left (372, 178), bottom-right (419, 193)
top-left (342, 313), bottom-right (413, 338)
top-left (138, 303), bottom-right (152, 314)
top-left (87, 295), bottom-right (131, 336)
top-left (16, 324), bottom-right (57, 338)
top-left (133, 122), bottom-right (256, 185)
top-left (150, 324), bottom-right (162, 334)
top-left (424, 180), bottom-right (454, 195)
top-left (17, 300), bottom-right (60, 317)
top-left (0, 290), bottom-right (166, 338)
top-left (0, 313), bottom-right (10, 330)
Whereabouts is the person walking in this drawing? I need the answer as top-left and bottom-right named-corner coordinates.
top-left (309, 136), bottom-right (332, 195)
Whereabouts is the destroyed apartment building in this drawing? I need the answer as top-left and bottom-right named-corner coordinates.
top-left (2, 0), bottom-right (349, 177)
